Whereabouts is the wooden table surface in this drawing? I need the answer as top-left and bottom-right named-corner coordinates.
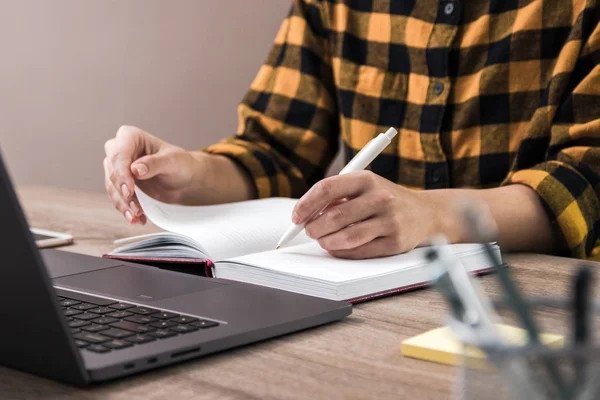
top-left (2, 185), bottom-right (595, 400)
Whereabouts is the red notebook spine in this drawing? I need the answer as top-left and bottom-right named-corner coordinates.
top-left (205, 259), bottom-right (215, 278)
top-left (346, 265), bottom-right (498, 304)
top-left (102, 254), bottom-right (213, 277)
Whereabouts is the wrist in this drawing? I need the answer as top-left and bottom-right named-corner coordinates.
top-left (186, 151), bottom-right (257, 203)
top-left (173, 150), bottom-right (210, 204)
top-left (419, 189), bottom-right (472, 244)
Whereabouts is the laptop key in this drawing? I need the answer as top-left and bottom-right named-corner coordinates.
top-left (106, 310), bottom-right (133, 319)
top-left (125, 334), bottom-right (156, 345)
top-left (149, 321), bottom-right (177, 329)
top-left (110, 321), bottom-right (155, 334)
top-left (64, 309), bottom-right (82, 317)
top-left (148, 329), bottom-right (177, 339)
top-left (190, 320), bottom-right (219, 329)
top-left (60, 300), bottom-right (80, 307)
top-left (73, 312), bottom-right (99, 321)
top-left (87, 345), bottom-right (111, 353)
top-left (104, 339), bottom-right (133, 350)
top-left (81, 324), bottom-right (109, 333)
top-left (73, 332), bottom-right (110, 344)
top-left (102, 328), bottom-right (135, 339)
top-left (151, 312), bottom-right (179, 320)
top-left (170, 324), bottom-right (198, 334)
top-left (88, 307), bottom-right (113, 314)
top-left (125, 315), bottom-right (156, 325)
top-left (74, 339), bottom-right (89, 348)
top-left (108, 303), bottom-right (136, 310)
top-left (71, 303), bottom-right (97, 311)
top-left (129, 307), bottom-right (160, 316)
top-left (92, 316), bottom-right (119, 325)
top-left (68, 320), bottom-right (90, 329)
top-left (170, 316), bottom-right (199, 324)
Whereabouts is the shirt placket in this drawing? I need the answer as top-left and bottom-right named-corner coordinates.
top-left (420, 0), bottom-right (461, 189)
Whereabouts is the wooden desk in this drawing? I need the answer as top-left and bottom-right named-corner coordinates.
top-left (2, 185), bottom-right (594, 400)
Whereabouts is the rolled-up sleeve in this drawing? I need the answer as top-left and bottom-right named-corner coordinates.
top-left (503, 18), bottom-right (600, 258)
top-left (505, 157), bottom-right (600, 258)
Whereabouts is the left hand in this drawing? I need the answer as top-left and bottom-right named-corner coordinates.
top-left (292, 171), bottom-right (450, 259)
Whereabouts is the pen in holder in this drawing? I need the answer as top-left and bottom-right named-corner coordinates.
top-left (427, 198), bottom-right (600, 399)
top-left (454, 296), bottom-right (600, 400)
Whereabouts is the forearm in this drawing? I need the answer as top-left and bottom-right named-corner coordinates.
top-left (423, 184), bottom-right (556, 254)
top-left (179, 151), bottom-right (257, 204)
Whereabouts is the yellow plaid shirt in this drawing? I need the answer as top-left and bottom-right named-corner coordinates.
top-left (206, 0), bottom-right (600, 259)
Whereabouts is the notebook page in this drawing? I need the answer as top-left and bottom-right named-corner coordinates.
top-left (135, 188), bottom-right (312, 260)
top-left (221, 242), bottom-right (489, 283)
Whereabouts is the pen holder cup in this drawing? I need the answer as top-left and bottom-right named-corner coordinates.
top-left (453, 297), bottom-right (600, 400)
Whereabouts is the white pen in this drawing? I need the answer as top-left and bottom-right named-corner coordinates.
top-left (276, 127), bottom-right (398, 249)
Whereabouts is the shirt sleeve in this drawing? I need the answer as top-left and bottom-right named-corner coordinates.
top-left (204, 0), bottom-right (339, 199)
top-left (502, 14), bottom-right (600, 259)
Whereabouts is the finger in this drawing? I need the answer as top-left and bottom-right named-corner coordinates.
top-left (305, 197), bottom-right (375, 240)
top-left (316, 217), bottom-right (388, 251)
top-left (104, 157), bottom-right (121, 204)
top-left (105, 155), bottom-right (145, 219)
top-left (104, 155), bottom-right (133, 214)
top-left (106, 177), bottom-right (136, 223)
top-left (128, 193), bottom-right (145, 217)
top-left (103, 157), bottom-right (111, 195)
top-left (328, 237), bottom-right (401, 260)
top-left (293, 171), bottom-right (375, 224)
top-left (131, 152), bottom-right (175, 180)
top-left (106, 126), bottom-right (145, 203)
top-left (105, 157), bottom-right (144, 224)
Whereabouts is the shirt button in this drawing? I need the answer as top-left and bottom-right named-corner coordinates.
top-left (433, 82), bottom-right (445, 96)
top-left (444, 2), bottom-right (455, 16)
top-left (432, 169), bottom-right (443, 183)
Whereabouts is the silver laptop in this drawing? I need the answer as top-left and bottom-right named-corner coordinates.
top-left (0, 152), bottom-right (351, 385)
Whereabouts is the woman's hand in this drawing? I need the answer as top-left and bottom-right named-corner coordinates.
top-left (104, 125), bottom-right (257, 225)
top-left (103, 125), bottom-right (208, 224)
top-left (292, 171), bottom-right (459, 259)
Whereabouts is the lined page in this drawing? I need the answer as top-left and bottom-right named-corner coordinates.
top-left (135, 188), bottom-right (313, 260)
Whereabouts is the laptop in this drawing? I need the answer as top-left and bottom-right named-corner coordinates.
top-left (0, 152), bottom-right (352, 386)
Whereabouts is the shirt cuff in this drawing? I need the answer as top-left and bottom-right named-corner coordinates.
top-left (203, 138), bottom-right (301, 199)
top-left (502, 161), bottom-right (600, 259)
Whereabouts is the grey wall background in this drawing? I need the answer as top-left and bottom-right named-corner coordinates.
top-left (0, 0), bottom-right (341, 193)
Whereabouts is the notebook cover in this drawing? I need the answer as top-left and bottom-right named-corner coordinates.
top-left (346, 265), bottom-right (500, 304)
top-left (102, 255), bottom-right (501, 305)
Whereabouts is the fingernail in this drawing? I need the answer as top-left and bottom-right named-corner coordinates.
top-left (134, 164), bottom-right (148, 177)
top-left (292, 211), bottom-right (301, 224)
top-left (125, 210), bottom-right (133, 222)
top-left (121, 184), bottom-right (130, 198)
top-left (130, 201), bottom-right (140, 216)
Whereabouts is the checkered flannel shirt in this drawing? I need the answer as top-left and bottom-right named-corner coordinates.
top-left (205, 0), bottom-right (600, 258)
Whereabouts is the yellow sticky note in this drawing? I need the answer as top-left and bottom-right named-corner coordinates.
top-left (401, 325), bottom-right (564, 367)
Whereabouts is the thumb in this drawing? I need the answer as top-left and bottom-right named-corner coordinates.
top-left (131, 153), bottom-right (172, 180)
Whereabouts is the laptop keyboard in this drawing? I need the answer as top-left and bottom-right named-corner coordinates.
top-left (56, 288), bottom-right (219, 354)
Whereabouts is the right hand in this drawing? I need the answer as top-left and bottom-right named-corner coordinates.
top-left (103, 125), bottom-right (206, 225)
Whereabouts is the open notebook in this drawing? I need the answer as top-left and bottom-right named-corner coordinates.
top-left (105, 188), bottom-right (502, 303)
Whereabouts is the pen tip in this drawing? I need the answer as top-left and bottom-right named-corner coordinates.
top-left (276, 245), bottom-right (280, 250)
